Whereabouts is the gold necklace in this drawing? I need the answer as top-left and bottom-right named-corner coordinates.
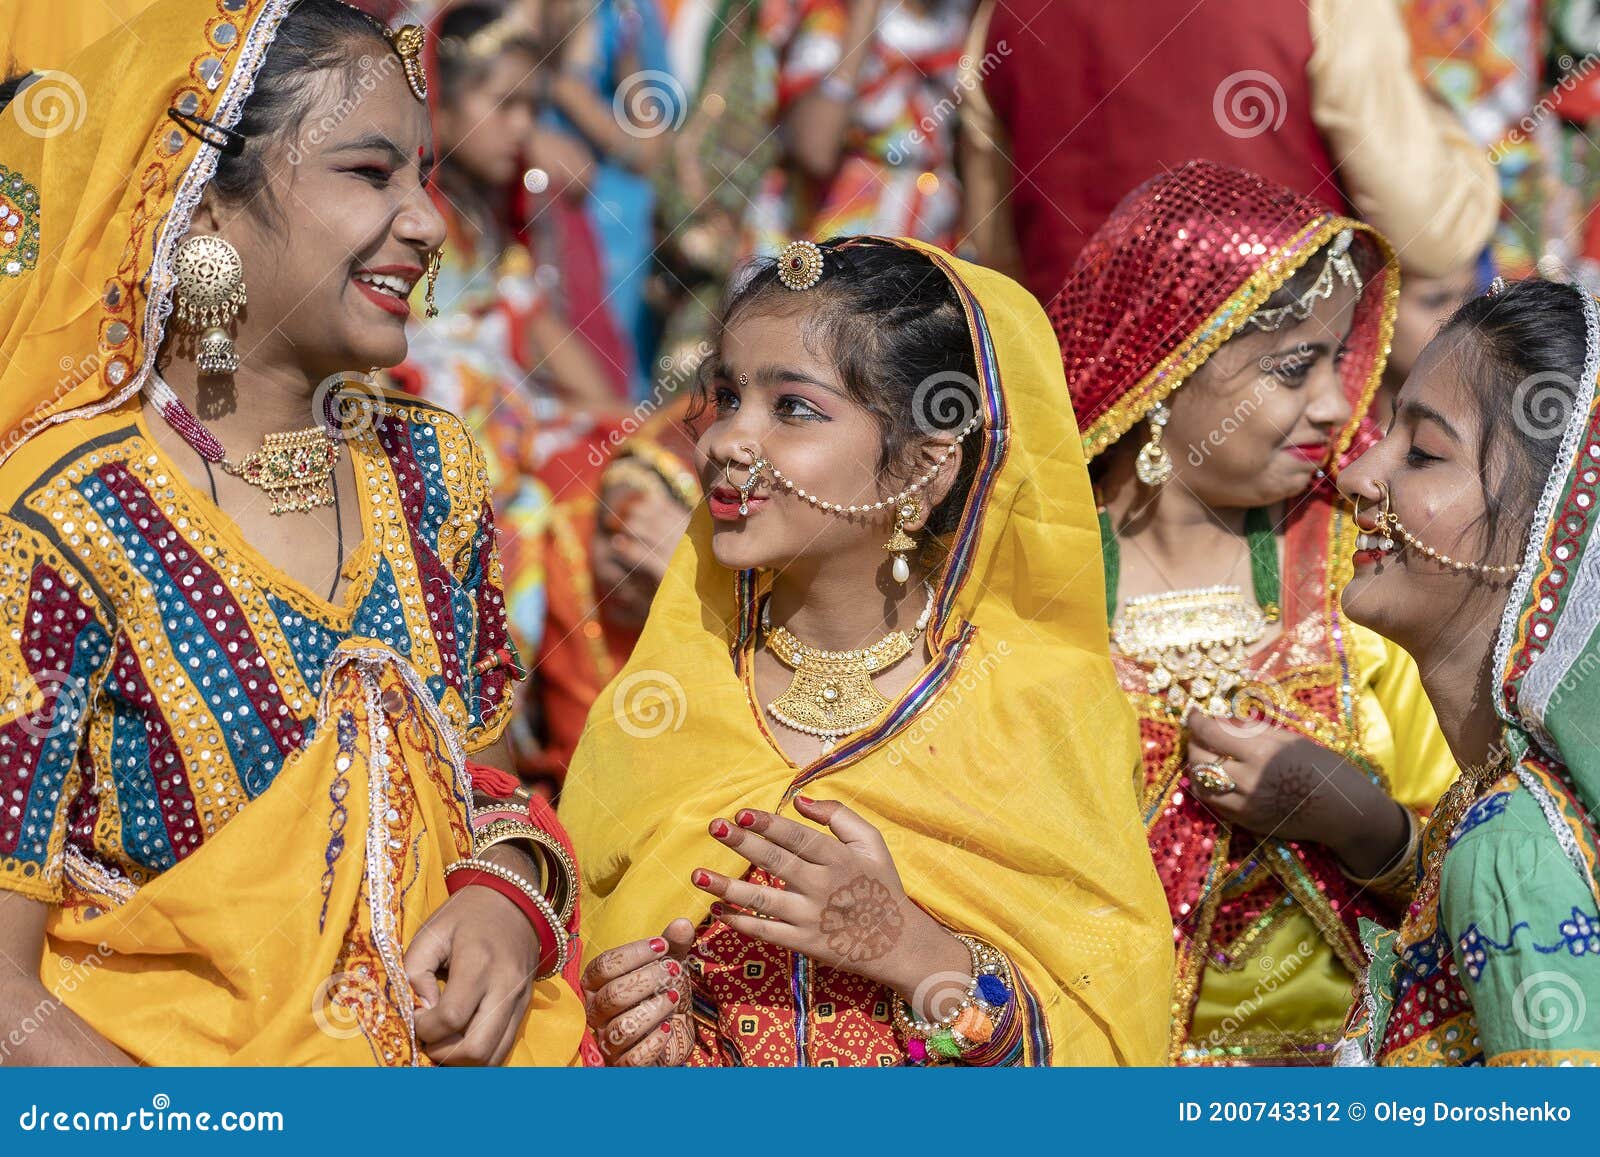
top-left (1399, 755), bottom-right (1512, 944)
top-left (220, 427), bottom-right (341, 515)
top-left (1111, 585), bottom-right (1267, 716)
top-left (761, 583), bottom-right (934, 747)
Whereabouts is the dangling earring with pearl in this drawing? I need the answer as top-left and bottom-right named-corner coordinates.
top-left (885, 498), bottom-right (921, 586)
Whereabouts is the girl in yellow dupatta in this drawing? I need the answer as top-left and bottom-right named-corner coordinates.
top-left (0, 0), bottom-right (586, 1065)
top-left (561, 236), bottom-right (1173, 1066)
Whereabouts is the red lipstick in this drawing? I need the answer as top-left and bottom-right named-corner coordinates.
top-left (1283, 442), bottom-right (1329, 464)
top-left (709, 485), bottom-right (764, 521)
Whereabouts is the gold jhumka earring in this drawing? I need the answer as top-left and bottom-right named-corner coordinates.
top-left (884, 498), bottom-right (921, 586)
top-left (1135, 400), bottom-right (1173, 487)
top-left (173, 235), bottom-right (247, 377)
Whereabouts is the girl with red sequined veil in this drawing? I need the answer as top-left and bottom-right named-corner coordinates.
top-left (1050, 160), bottom-right (1458, 1065)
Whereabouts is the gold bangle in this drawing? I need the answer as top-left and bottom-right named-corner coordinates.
top-left (1340, 805), bottom-right (1423, 900)
top-left (474, 819), bottom-right (578, 928)
top-left (444, 857), bottom-right (570, 980)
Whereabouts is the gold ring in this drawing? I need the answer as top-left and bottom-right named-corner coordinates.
top-left (1190, 760), bottom-right (1237, 795)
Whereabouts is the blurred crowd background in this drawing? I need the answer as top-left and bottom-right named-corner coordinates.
top-left (3, 0), bottom-right (1594, 794)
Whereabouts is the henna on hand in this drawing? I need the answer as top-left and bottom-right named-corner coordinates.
top-left (819, 874), bottom-right (904, 964)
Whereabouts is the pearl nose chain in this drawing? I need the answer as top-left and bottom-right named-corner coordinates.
top-left (735, 411), bottom-right (981, 518)
top-left (1367, 484), bottom-right (1517, 578)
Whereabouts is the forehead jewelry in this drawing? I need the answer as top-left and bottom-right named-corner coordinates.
top-left (1247, 228), bottom-right (1364, 333)
top-left (1371, 484), bottom-right (1516, 577)
top-left (777, 240), bottom-right (826, 291)
top-left (390, 25), bottom-right (428, 103)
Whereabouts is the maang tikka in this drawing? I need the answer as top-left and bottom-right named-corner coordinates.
top-left (173, 234), bottom-right (247, 376)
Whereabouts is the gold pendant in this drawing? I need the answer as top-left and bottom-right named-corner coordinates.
top-left (763, 624), bottom-right (914, 739)
top-left (222, 428), bottom-right (340, 516)
top-left (1111, 585), bottom-right (1267, 717)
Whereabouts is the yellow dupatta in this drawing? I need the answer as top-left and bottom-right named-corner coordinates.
top-left (44, 641), bottom-right (586, 1065)
top-left (561, 238), bottom-right (1174, 1065)
top-left (0, 0), bottom-right (162, 72)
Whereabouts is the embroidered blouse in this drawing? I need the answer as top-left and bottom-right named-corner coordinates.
top-left (0, 392), bottom-right (518, 907)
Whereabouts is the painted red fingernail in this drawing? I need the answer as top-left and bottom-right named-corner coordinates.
top-left (796, 795), bottom-right (815, 805)
top-left (666, 960), bottom-right (682, 977)
top-left (710, 902), bottom-right (724, 917)
top-left (691, 869), bottom-right (709, 888)
top-left (710, 819), bottom-right (730, 838)
top-left (736, 810), bottom-right (756, 828)
top-left (660, 1022), bottom-right (673, 1034)
top-left (649, 937), bottom-right (667, 953)
top-left (666, 989), bottom-right (681, 1004)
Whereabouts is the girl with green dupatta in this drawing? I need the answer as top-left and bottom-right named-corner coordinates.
top-left (1337, 277), bottom-right (1600, 1065)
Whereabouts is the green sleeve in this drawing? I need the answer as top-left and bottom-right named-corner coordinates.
top-left (1439, 788), bottom-right (1600, 1066)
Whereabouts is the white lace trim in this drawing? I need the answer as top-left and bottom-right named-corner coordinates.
top-left (1492, 289), bottom-right (1600, 754)
top-left (318, 644), bottom-right (473, 1067)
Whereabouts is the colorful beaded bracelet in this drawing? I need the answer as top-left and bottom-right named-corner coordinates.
top-left (894, 933), bottom-right (1014, 1065)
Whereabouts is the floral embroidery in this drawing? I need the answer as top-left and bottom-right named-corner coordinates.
top-left (0, 164), bottom-right (41, 278)
top-left (1458, 926), bottom-right (1488, 981)
top-left (1559, 910), bottom-right (1600, 956)
top-left (1455, 908), bottom-right (1600, 982)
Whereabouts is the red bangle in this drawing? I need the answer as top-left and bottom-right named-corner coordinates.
top-left (446, 865), bottom-right (565, 978)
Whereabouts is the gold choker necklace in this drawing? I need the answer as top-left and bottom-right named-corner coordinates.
top-left (1112, 585), bottom-right (1267, 717)
top-left (221, 427), bottom-right (341, 515)
top-left (761, 583), bottom-right (934, 748)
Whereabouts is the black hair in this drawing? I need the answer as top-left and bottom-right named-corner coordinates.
top-left (699, 237), bottom-right (983, 541)
top-left (0, 70), bottom-right (33, 114)
top-left (210, 0), bottom-right (394, 220)
top-left (1437, 276), bottom-right (1588, 550)
top-left (434, 3), bottom-right (539, 101)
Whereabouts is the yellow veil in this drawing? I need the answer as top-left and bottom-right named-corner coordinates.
top-left (0, 0), bottom-right (294, 466)
top-left (561, 238), bottom-right (1174, 1065)
top-left (0, 0), bottom-right (162, 72)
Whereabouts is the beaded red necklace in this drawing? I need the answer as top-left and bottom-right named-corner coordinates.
top-left (146, 372), bottom-right (343, 515)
